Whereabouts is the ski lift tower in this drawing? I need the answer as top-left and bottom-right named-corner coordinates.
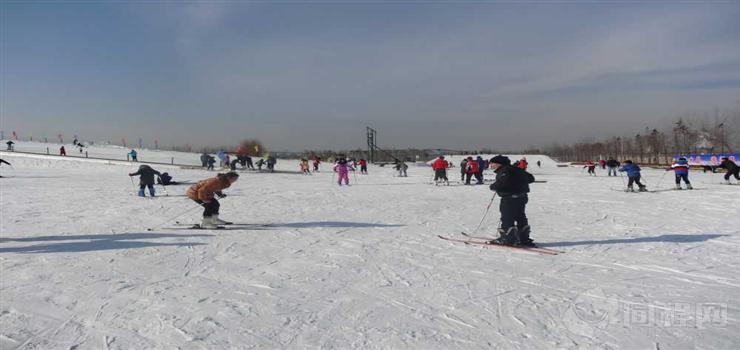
top-left (367, 127), bottom-right (378, 163)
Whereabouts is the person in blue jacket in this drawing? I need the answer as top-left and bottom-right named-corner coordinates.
top-left (667, 157), bottom-right (692, 190)
top-left (619, 160), bottom-right (647, 192)
top-left (475, 156), bottom-right (486, 184)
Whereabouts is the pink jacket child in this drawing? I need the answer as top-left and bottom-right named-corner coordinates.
top-left (333, 158), bottom-right (354, 186)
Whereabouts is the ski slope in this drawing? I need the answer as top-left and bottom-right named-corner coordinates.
top-left (1, 151), bottom-right (739, 349)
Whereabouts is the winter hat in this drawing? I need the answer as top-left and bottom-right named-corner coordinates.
top-left (489, 155), bottom-right (511, 165)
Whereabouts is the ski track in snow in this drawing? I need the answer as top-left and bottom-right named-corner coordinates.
top-left (1, 146), bottom-right (739, 349)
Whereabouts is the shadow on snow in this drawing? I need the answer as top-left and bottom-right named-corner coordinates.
top-left (537, 233), bottom-right (727, 248)
top-left (268, 221), bottom-right (404, 228)
top-left (0, 232), bottom-right (211, 254)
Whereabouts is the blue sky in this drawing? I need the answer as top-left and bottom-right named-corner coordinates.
top-left (2, 1), bottom-right (739, 150)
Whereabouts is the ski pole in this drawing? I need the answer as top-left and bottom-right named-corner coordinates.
top-left (472, 193), bottom-right (497, 233)
top-left (129, 176), bottom-right (137, 193)
top-left (146, 202), bottom-right (205, 231)
top-left (654, 171), bottom-right (669, 190)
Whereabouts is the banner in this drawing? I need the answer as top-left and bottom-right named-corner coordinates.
top-left (673, 154), bottom-right (739, 166)
top-left (138, 138), bottom-right (143, 149)
top-left (58, 133), bottom-right (63, 143)
top-left (122, 138), bottom-right (127, 147)
top-left (154, 140), bottom-right (158, 150)
top-left (12, 131), bottom-right (17, 140)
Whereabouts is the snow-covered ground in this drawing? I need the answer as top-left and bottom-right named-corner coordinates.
top-left (1, 151), bottom-right (739, 349)
top-left (4, 141), bottom-right (205, 166)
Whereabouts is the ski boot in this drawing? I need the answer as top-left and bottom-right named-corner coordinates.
top-left (149, 188), bottom-right (156, 197)
top-left (212, 215), bottom-right (231, 225)
top-left (625, 186), bottom-right (635, 192)
top-left (200, 216), bottom-right (219, 229)
top-left (488, 227), bottom-right (520, 246)
top-left (517, 225), bottom-right (535, 247)
top-left (138, 188), bottom-right (145, 197)
top-left (686, 184), bottom-right (693, 190)
top-left (638, 186), bottom-right (648, 192)
top-left (675, 184), bottom-right (682, 190)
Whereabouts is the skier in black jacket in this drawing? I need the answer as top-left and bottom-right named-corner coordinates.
top-left (718, 157), bottom-right (739, 184)
top-left (128, 165), bottom-right (161, 197)
top-left (488, 155), bottom-right (535, 246)
top-left (606, 158), bottom-right (620, 176)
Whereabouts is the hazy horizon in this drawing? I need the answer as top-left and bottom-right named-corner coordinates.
top-left (2, 2), bottom-right (740, 151)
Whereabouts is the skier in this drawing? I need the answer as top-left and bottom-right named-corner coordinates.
top-left (606, 158), bottom-right (620, 176)
top-left (718, 157), bottom-right (739, 184)
top-left (536, 160), bottom-right (541, 168)
top-left (394, 160), bottom-right (408, 177)
top-left (128, 164), bottom-right (161, 197)
top-left (186, 172), bottom-right (240, 228)
top-left (245, 155), bottom-right (254, 170)
top-left (299, 159), bottom-right (311, 175)
top-left (60, 146), bottom-right (66, 156)
top-left (460, 158), bottom-right (468, 182)
top-left (488, 155), bottom-right (535, 246)
top-left (6, 140), bottom-right (14, 151)
top-left (313, 157), bottom-right (321, 172)
top-left (358, 159), bottom-right (368, 174)
top-left (266, 156), bottom-right (276, 172)
top-left (619, 160), bottom-right (647, 192)
top-left (200, 153), bottom-right (209, 168)
top-left (217, 151), bottom-right (226, 168)
top-left (73, 138), bottom-right (78, 146)
top-left (598, 159), bottom-right (607, 170)
top-left (431, 155), bottom-right (449, 185)
top-left (207, 156), bottom-right (216, 171)
top-left (156, 172), bottom-right (180, 186)
top-left (229, 157), bottom-right (238, 171)
top-left (464, 157), bottom-right (478, 185)
top-left (256, 158), bottom-right (265, 171)
top-left (584, 160), bottom-right (596, 176)
top-left (334, 157), bottom-right (354, 186)
top-left (666, 157), bottom-right (692, 190)
top-left (128, 149), bottom-right (137, 162)
top-left (475, 156), bottom-right (486, 184)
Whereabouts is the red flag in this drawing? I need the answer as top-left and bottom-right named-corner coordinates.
top-left (122, 138), bottom-right (127, 147)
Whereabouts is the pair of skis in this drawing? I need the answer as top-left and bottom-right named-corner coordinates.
top-left (165, 221), bottom-right (272, 230)
top-left (438, 232), bottom-right (561, 255)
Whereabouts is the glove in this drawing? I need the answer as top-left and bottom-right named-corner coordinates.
top-left (489, 183), bottom-right (496, 191)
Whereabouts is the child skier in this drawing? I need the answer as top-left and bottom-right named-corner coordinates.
top-left (464, 157), bottom-right (478, 185)
top-left (334, 157), bottom-right (354, 186)
top-left (128, 149), bottom-right (137, 161)
top-left (606, 158), bottom-right (620, 176)
top-left (488, 155), bottom-right (535, 246)
top-left (313, 157), bottom-right (321, 172)
top-left (60, 146), bottom-right (66, 156)
top-left (718, 157), bottom-right (739, 184)
top-left (667, 157), bottom-right (692, 190)
top-left (128, 165), bottom-right (161, 197)
top-left (186, 172), bottom-right (239, 228)
top-left (431, 155), bottom-right (449, 185)
top-left (460, 158), bottom-right (468, 182)
top-left (358, 159), bottom-right (368, 174)
top-left (619, 160), bottom-right (647, 192)
top-left (300, 159), bottom-right (311, 175)
top-left (584, 160), bottom-right (596, 176)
